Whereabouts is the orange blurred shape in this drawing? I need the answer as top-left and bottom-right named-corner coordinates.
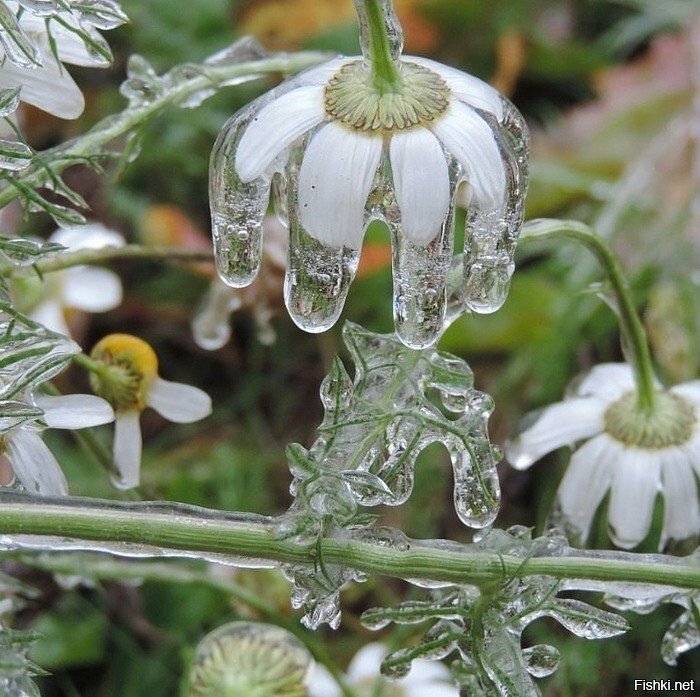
top-left (239, 0), bottom-right (438, 53)
top-left (491, 29), bottom-right (527, 96)
top-left (140, 203), bottom-right (214, 276)
top-left (358, 241), bottom-right (391, 277)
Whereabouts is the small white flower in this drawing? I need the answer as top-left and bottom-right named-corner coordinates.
top-left (506, 363), bottom-right (700, 549)
top-left (88, 334), bottom-right (212, 490)
top-left (308, 642), bottom-right (459, 697)
top-left (0, 0), bottom-right (126, 119)
top-left (29, 223), bottom-right (125, 337)
top-left (0, 391), bottom-right (114, 495)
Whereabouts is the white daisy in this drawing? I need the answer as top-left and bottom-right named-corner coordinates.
top-left (29, 223), bottom-right (125, 337)
top-left (506, 363), bottom-right (700, 549)
top-left (210, 0), bottom-right (528, 347)
top-left (0, 391), bottom-right (114, 495)
top-left (88, 334), bottom-right (212, 490)
top-left (308, 642), bottom-right (459, 697)
top-left (0, 0), bottom-right (126, 119)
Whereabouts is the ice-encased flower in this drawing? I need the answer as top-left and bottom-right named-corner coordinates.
top-left (89, 334), bottom-right (212, 490)
top-left (506, 363), bottom-right (700, 549)
top-left (308, 642), bottom-right (459, 697)
top-left (0, 0), bottom-right (127, 119)
top-left (0, 391), bottom-right (114, 495)
top-left (210, 33), bottom-right (528, 349)
top-left (29, 223), bottom-right (125, 336)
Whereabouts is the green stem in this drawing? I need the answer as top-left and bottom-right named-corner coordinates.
top-left (1, 244), bottom-right (213, 280)
top-left (354, 0), bottom-right (402, 90)
top-left (521, 219), bottom-right (657, 413)
top-left (0, 494), bottom-right (697, 591)
top-left (0, 51), bottom-right (328, 210)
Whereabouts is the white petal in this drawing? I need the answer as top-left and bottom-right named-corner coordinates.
top-left (112, 411), bottom-right (142, 490)
top-left (298, 122), bottom-right (382, 249)
top-left (50, 223), bottom-right (125, 250)
top-left (660, 448), bottom-right (700, 544)
top-left (30, 298), bottom-right (70, 336)
top-left (235, 85), bottom-right (325, 183)
top-left (390, 129), bottom-right (450, 245)
top-left (405, 684), bottom-right (460, 697)
top-left (682, 429), bottom-right (700, 478)
top-left (505, 397), bottom-right (605, 470)
top-left (403, 56), bottom-right (504, 119)
top-left (61, 267), bottom-right (123, 312)
top-left (145, 377), bottom-right (212, 423)
top-left (431, 101), bottom-right (505, 210)
top-left (575, 363), bottom-right (638, 402)
top-left (558, 433), bottom-right (618, 541)
top-left (6, 430), bottom-right (68, 495)
top-left (671, 380), bottom-right (700, 409)
top-left (346, 643), bottom-right (386, 683)
top-left (0, 52), bottom-right (84, 119)
top-left (34, 394), bottom-right (114, 429)
top-left (401, 658), bottom-right (453, 685)
top-left (306, 664), bottom-right (342, 697)
top-left (608, 447), bottom-right (662, 549)
top-left (294, 57), bottom-right (353, 86)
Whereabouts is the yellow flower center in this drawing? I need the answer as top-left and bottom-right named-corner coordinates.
top-left (324, 60), bottom-right (450, 132)
top-left (90, 334), bottom-right (158, 412)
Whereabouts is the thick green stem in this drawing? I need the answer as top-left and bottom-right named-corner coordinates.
top-left (0, 494), bottom-right (697, 591)
top-left (521, 219), bottom-right (657, 413)
top-left (354, 0), bottom-right (402, 90)
top-left (0, 52), bottom-right (328, 210)
top-left (0, 244), bottom-right (213, 279)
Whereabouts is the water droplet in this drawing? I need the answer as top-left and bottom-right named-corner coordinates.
top-left (522, 644), bottom-right (560, 678)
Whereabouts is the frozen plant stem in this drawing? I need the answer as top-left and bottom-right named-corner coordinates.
top-left (355, 0), bottom-right (402, 89)
top-left (0, 244), bottom-right (214, 279)
top-left (0, 51), bottom-right (329, 210)
top-left (0, 495), bottom-right (697, 591)
top-left (521, 219), bottom-right (657, 413)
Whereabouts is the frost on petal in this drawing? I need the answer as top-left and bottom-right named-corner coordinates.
top-left (294, 57), bottom-right (353, 87)
top-left (145, 377), bottom-right (212, 423)
top-left (0, 50), bottom-right (85, 119)
top-left (112, 411), bottom-right (142, 490)
top-left (557, 434), bottom-right (618, 542)
top-left (431, 101), bottom-right (506, 211)
top-left (62, 267), bottom-right (123, 312)
top-left (574, 363), bottom-right (638, 402)
top-left (6, 430), bottom-right (68, 495)
top-left (235, 85), bottom-right (325, 183)
top-left (403, 56), bottom-right (504, 119)
top-left (660, 448), bottom-right (700, 545)
top-left (505, 398), bottom-right (606, 470)
top-left (608, 447), bottom-right (661, 549)
top-left (298, 122), bottom-right (382, 249)
top-left (389, 129), bottom-right (451, 246)
top-left (34, 394), bottom-right (114, 429)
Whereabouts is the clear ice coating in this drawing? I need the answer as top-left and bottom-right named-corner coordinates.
top-left (283, 145), bottom-right (361, 333)
top-left (362, 527), bottom-right (630, 697)
top-left (353, 0), bottom-right (404, 64)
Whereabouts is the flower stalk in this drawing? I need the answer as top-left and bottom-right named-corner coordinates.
top-left (354, 0), bottom-right (402, 90)
top-left (521, 219), bottom-right (657, 413)
top-left (0, 494), bottom-right (697, 591)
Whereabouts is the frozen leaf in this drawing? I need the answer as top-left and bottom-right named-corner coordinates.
top-left (661, 598), bottom-right (700, 666)
top-left (544, 598), bottom-right (629, 639)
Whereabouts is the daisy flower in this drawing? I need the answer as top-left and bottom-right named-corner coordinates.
top-left (29, 223), bottom-right (125, 337)
top-left (308, 642), bottom-right (459, 697)
top-left (210, 0), bottom-right (528, 349)
top-left (87, 334), bottom-right (212, 490)
top-left (506, 363), bottom-right (700, 550)
top-left (0, 0), bottom-right (127, 119)
top-left (0, 390), bottom-right (114, 495)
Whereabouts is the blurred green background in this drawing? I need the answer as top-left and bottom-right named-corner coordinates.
top-left (7, 0), bottom-right (699, 694)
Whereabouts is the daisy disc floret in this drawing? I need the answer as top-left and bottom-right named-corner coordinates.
top-left (88, 333), bottom-right (212, 490)
top-left (210, 0), bottom-right (529, 349)
top-left (506, 364), bottom-right (700, 550)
